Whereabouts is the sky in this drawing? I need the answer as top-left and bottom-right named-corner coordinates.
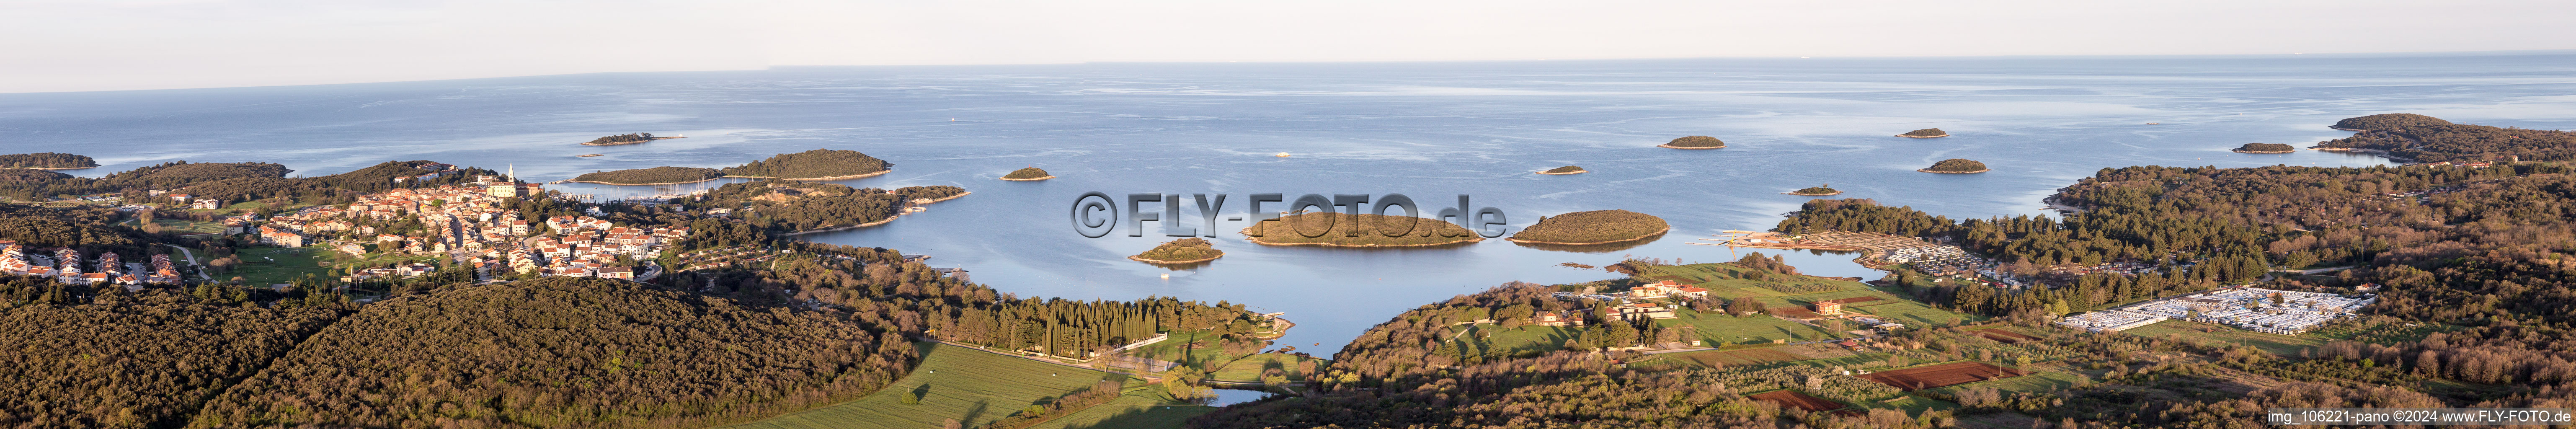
top-left (4, 0), bottom-right (2574, 93)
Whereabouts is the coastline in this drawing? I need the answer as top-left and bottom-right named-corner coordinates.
top-left (998, 175), bottom-right (1055, 181)
top-left (1504, 227), bottom-right (1670, 246)
top-left (1535, 169), bottom-right (1587, 175)
top-left (722, 169), bottom-right (891, 181)
top-left (774, 192), bottom-right (967, 236)
top-left (1657, 144), bottom-right (1725, 150)
top-left (566, 178), bottom-right (723, 186)
top-left (1895, 134), bottom-right (1950, 138)
top-left (920, 191), bottom-right (971, 203)
top-left (1917, 168), bottom-right (1990, 174)
top-left (9, 165), bottom-right (98, 170)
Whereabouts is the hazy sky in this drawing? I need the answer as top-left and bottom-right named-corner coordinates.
top-left (5, 0), bottom-right (2574, 93)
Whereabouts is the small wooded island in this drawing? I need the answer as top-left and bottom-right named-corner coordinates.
top-left (1241, 212), bottom-right (1483, 247)
top-left (1505, 209), bottom-right (1669, 245)
top-left (999, 167), bottom-right (1054, 181)
top-left (1785, 184), bottom-right (1842, 196)
top-left (1658, 136), bottom-right (1727, 149)
top-left (0, 152), bottom-right (99, 170)
top-left (1897, 128), bottom-right (1950, 138)
top-left (1537, 165), bottom-right (1586, 175)
top-left (2233, 142), bottom-right (2298, 153)
top-left (568, 149), bottom-right (895, 185)
top-left (580, 132), bottom-right (685, 146)
top-left (1919, 158), bottom-right (1990, 173)
top-left (1130, 238), bottom-right (1224, 264)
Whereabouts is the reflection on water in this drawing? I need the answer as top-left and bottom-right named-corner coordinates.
top-left (1208, 388), bottom-right (1276, 407)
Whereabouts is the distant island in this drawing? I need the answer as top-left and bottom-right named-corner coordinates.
top-left (0, 152), bottom-right (99, 170)
top-left (570, 166), bottom-right (723, 185)
top-left (2330, 113), bottom-right (2450, 132)
top-left (1919, 158), bottom-right (1990, 173)
top-left (2233, 142), bottom-right (2297, 153)
top-left (999, 167), bottom-right (1054, 181)
top-left (1785, 184), bottom-right (1842, 196)
top-left (1241, 212), bottom-right (1483, 247)
top-left (1537, 165), bottom-right (1586, 175)
top-left (1130, 238), bottom-right (1224, 264)
top-left (1897, 128), bottom-right (1949, 138)
top-left (1657, 136), bottom-right (1726, 149)
top-left (581, 132), bottom-right (685, 146)
top-left (1505, 209), bottom-right (1669, 246)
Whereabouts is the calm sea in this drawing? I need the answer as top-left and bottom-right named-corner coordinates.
top-left (10, 52), bottom-right (2575, 352)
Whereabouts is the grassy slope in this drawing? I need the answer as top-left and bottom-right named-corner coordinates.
top-left (1210, 353), bottom-right (1316, 382)
top-left (229, 246), bottom-right (330, 285)
top-left (730, 342), bottom-right (1117, 429)
top-left (1127, 330), bottom-right (1252, 369)
top-left (1026, 387), bottom-right (1213, 429)
top-left (1657, 308), bottom-right (1849, 345)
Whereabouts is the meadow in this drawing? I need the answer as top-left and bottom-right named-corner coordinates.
top-left (730, 342), bottom-right (1127, 429)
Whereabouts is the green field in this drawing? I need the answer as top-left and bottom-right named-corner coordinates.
top-left (2122, 320), bottom-right (2326, 355)
top-left (147, 219), bottom-right (225, 234)
top-left (1655, 308), bottom-right (1851, 345)
top-left (1211, 353), bottom-right (1318, 383)
top-left (1635, 264), bottom-right (1853, 300)
top-left (229, 246), bottom-right (334, 285)
top-left (1840, 299), bottom-right (1982, 326)
top-left (1128, 330), bottom-right (1255, 369)
top-left (733, 342), bottom-right (1135, 429)
top-left (1026, 387), bottom-right (1214, 429)
top-left (1454, 325), bottom-right (1582, 355)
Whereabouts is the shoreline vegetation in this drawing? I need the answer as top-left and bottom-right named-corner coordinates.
top-left (1918, 158), bottom-right (1990, 173)
top-left (0, 152), bottom-right (101, 170)
top-left (570, 149), bottom-right (895, 185)
top-left (999, 167), bottom-right (1053, 181)
top-left (1129, 238), bottom-right (1224, 264)
top-left (1536, 165), bottom-right (1586, 175)
top-left (1784, 184), bottom-right (1843, 196)
top-left (1505, 209), bottom-right (1670, 245)
top-left (1240, 212), bottom-right (1484, 247)
top-left (1896, 128), bottom-right (1950, 138)
top-left (2233, 142), bottom-right (2298, 153)
top-left (579, 132), bottom-right (686, 146)
top-left (2309, 113), bottom-right (2571, 163)
top-left (1657, 135), bottom-right (1726, 149)
top-left (777, 190), bottom-right (970, 236)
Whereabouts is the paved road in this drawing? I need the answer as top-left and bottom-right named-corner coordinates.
top-left (163, 244), bottom-right (212, 280)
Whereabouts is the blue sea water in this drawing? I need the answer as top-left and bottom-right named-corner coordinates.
top-left (8, 52), bottom-right (2576, 353)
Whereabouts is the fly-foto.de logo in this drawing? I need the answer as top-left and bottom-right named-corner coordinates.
top-left (1069, 193), bottom-right (1508, 239)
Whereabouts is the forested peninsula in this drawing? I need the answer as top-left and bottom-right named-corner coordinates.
top-left (2312, 113), bottom-right (2576, 163)
top-left (0, 152), bottom-right (98, 169)
top-left (568, 149), bottom-right (897, 185)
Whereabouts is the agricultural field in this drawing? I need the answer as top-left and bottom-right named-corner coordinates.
top-left (1922, 371), bottom-right (2089, 396)
top-left (1837, 299), bottom-right (1982, 326)
top-left (732, 342), bottom-right (1126, 429)
top-left (1211, 353), bottom-right (1317, 383)
top-left (2122, 320), bottom-right (2326, 355)
top-left (227, 246), bottom-right (334, 285)
top-left (1659, 346), bottom-right (1807, 367)
top-left (1127, 330), bottom-right (1254, 369)
top-left (1655, 308), bottom-right (1850, 345)
top-left (1747, 389), bottom-right (1848, 413)
top-left (1968, 327), bottom-right (2042, 344)
top-left (1858, 361), bottom-right (2030, 390)
top-left (1455, 324), bottom-right (1582, 355)
top-left (1635, 264), bottom-right (1854, 300)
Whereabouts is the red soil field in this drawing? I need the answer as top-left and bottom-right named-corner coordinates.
top-left (1749, 389), bottom-right (1844, 412)
top-left (1770, 307), bottom-right (1822, 319)
top-left (1858, 362), bottom-right (2029, 390)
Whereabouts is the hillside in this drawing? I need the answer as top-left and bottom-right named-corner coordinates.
top-left (720, 149), bottom-right (893, 180)
top-left (1240, 212), bottom-right (1483, 246)
top-left (188, 277), bottom-right (911, 429)
top-left (573, 166), bottom-right (725, 185)
top-left (0, 292), bottom-right (343, 429)
top-left (0, 152), bottom-right (98, 169)
top-left (1505, 209), bottom-right (1668, 245)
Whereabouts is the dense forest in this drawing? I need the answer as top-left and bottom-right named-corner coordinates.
top-left (1662, 135), bottom-right (1726, 148)
top-left (718, 149), bottom-right (892, 179)
top-left (0, 290), bottom-right (343, 429)
top-left (1505, 209), bottom-right (1668, 244)
top-left (571, 166), bottom-right (723, 184)
top-left (1921, 158), bottom-right (1988, 173)
top-left (672, 180), bottom-right (965, 235)
top-left (0, 152), bottom-right (98, 169)
top-left (2313, 114), bottom-right (2576, 163)
top-left (0, 160), bottom-right (493, 206)
top-left (0, 203), bottom-right (182, 256)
